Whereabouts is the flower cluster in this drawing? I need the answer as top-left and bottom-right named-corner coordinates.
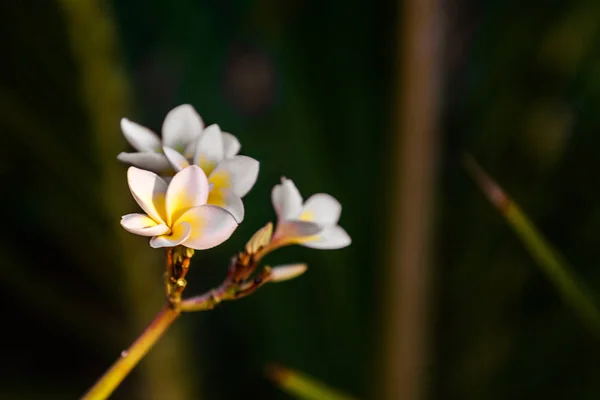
top-left (118, 104), bottom-right (350, 279)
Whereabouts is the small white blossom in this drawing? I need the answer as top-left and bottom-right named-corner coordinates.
top-left (270, 178), bottom-right (351, 249)
top-left (120, 165), bottom-right (238, 250)
top-left (162, 123), bottom-right (258, 224)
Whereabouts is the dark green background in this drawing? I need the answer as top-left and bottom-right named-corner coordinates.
top-left (2, 0), bottom-right (600, 399)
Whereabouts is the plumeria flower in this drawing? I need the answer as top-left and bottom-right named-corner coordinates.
top-left (162, 124), bottom-right (259, 224)
top-left (270, 178), bottom-right (351, 249)
top-left (120, 165), bottom-right (238, 249)
top-left (117, 104), bottom-right (241, 174)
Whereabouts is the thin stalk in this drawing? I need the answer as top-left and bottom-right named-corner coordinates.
top-left (82, 276), bottom-right (252, 398)
top-left (465, 155), bottom-right (600, 333)
top-left (267, 364), bottom-right (358, 400)
top-left (82, 306), bottom-right (181, 400)
top-left (180, 285), bottom-right (232, 312)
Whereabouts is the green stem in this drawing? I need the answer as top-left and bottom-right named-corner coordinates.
top-left (82, 306), bottom-right (180, 400)
top-left (268, 364), bottom-right (358, 400)
top-left (465, 155), bottom-right (600, 333)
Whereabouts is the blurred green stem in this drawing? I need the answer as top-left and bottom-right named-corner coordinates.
top-left (465, 155), bottom-right (600, 333)
top-left (82, 306), bottom-right (181, 400)
top-left (268, 364), bottom-right (358, 400)
top-left (506, 202), bottom-right (600, 330)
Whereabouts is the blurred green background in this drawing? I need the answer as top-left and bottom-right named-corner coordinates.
top-left (2, 0), bottom-right (600, 399)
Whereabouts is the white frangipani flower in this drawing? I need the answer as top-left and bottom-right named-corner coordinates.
top-left (162, 124), bottom-right (259, 224)
top-left (120, 165), bottom-right (238, 250)
top-left (118, 104), bottom-right (209, 174)
top-left (270, 178), bottom-right (351, 249)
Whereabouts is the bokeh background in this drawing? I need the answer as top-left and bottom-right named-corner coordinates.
top-left (2, 0), bottom-right (600, 399)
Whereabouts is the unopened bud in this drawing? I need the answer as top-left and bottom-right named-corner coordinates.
top-left (245, 222), bottom-right (273, 254)
top-left (184, 247), bottom-right (195, 258)
top-left (269, 264), bottom-right (308, 282)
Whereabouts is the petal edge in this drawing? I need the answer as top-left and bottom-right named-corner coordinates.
top-left (121, 214), bottom-right (170, 236)
top-left (120, 118), bottom-right (161, 152)
top-left (150, 221), bottom-right (192, 248)
top-left (117, 152), bottom-right (172, 173)
top-left (162, 104), bottom-right (204, 150)
top-left (179, 205), bottom-right (238, 250)
top-left (302, 225), bottom-right (351, 250)
top-left (127, 167), bottom-right (168, 224)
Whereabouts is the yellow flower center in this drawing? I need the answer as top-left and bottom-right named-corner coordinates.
top-left (291, 210), bottom-right (320, 243)
top-left (299, 210), bottom-right (314, 222)
top-left (198, 156), bottom-right (216, 176)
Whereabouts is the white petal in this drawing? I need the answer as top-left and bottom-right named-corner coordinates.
top-left (207, 188), bottom-right (245, 223)
top-left (269, 264), bottom-right (308, 282)
top-left (162, 104), bottom-right (204, 151)
top-left (150, 221), bottom-right (192, 248)
top-left (193, 124), bottom-right (224, 172)
top-left (222, 132), bottom-right (241, 158)
top-left (302, 226), bottom-right (351, 250)
top-left (183, 140), bottom-right (197, 159)
top-left (271, 177), bottom-right (303, 220)
top-left (209, 156), bottom-right (259, 198)
top-left (273, 220), bottom-right (322, 242)
top-left (120, 213), bottom-right (170, 236)
top-left (127, 167), bottom-right (168, 224)
top-left (117, 152), bottom-right (172, 173)
top-left (120, 118), bottom-right (161, 152)
top-left (300, 194), bottom-right (342, 225)
top-left (163, 146), bottom-right (191, 172)
top-left (165, 165), bottom-right (209, 226)
top-left (178, 205), bottom-right (238, 250)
